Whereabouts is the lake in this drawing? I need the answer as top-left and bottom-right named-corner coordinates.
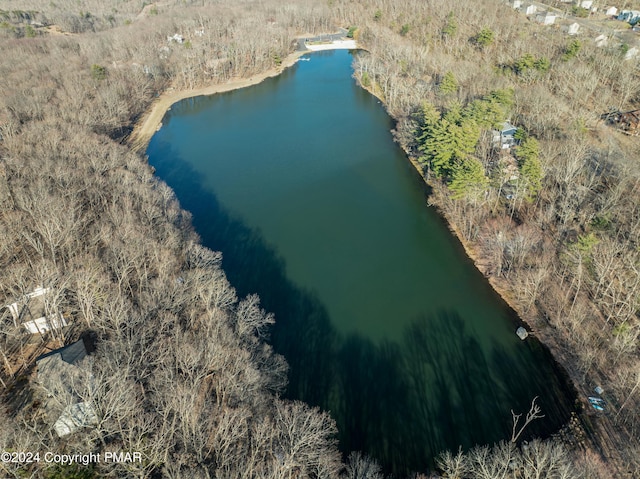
top-left (146, 49), bottom-right (574, 476)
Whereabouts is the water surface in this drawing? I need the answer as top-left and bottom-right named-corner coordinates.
top-left (147, 50), bottom-right (574, 475)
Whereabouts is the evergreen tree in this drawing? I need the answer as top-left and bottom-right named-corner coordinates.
top-left (439, 71), bottom-right (458, 95)
top-left (515, 136), bottom-right (543, 200)
top-left (418, 101), bottom-right (482, 177)
top-left (562, 39), bottom-right (581, 61)
top-left (473, 27), bottom-right (494, 48)
top-left (487, 88), bottom-right (514, 109)
top-left (449, 157), bottom-right (488, 200)
top-left (442, 11), bottom-right (457, 37)
top-left (465, 98), bottom-right (504, 129)
top-left (421, 116), bottom-right (479, 177)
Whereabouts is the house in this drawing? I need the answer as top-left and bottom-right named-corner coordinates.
top-left (512, 0), bottom-right (523, 9)
top-left (605, 6), bottom-right (618, 16)
top-left (594, 34), bottom-right (608, 47)
top-left (566, 22), bottom-right (580, 35)
top-left (580, 0), bottom-right (593, 10)
top-left (36, 339), bottom-right (97, 437)
top-left (54, 402), bottom-right (98, 437)
top-left (536, 11), bottom-right (556, 25)
top-left (521, 3), bottom-right (537, 15)
top-left (624, 46), bottom-right (639, 60)
top-left (5, 287), bottom-right (67, 335)
top-left (617, 10), bottom-right (640, 24)
top-left (167, 33), bottom-right (184, 44)
top-left (493, 122), bottom-right (519, 149)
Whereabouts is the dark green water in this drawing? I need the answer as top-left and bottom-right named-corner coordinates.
top-left (147, 50), bottom-right (575, 476)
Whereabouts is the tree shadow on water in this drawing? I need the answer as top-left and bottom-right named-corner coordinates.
top-left (148, 140), bottom-right (339, 405)
top-left (148, 141), bottom-right (575, 478)
top-left (333, 311), bottom-right (575, 476)
top-left (488, 338), bottom-right (575, 443)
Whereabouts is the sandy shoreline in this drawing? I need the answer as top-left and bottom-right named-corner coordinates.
top-left (128, 50), bottom-right (306, 152)
top-left (129, 39), bottom-right (361, 152)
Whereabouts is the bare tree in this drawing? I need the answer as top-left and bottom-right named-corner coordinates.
top-left (511, 396), bottom-right (545, 443)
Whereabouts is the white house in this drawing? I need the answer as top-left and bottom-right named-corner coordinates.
top-left (521, 3), bottom-right (537, 15)
top-left (167, 33), bottom-right (184, 44)
top-left (5, 287), bottom-right (67, 335)
top-left (54, 402), bottom-right (99, 437)
top-left (536, 12), bottom-right (556, 25)
top-left (567, 22), bottom-right (580, 35)
top-left (580, 0), bottom-right (593, 10)
top-left (512, 0), bottom-right (523, 9)
top-left (624, 46), bottom-right (639, 60)
top-left (605, 6), bottom-right (618, 16)
top-left (594, 34), bottom-right (608, 47)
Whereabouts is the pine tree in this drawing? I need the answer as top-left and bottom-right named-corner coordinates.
top-left (515, 136), bottom-right (543, 200)
top-left (439, 71), bottom-right (458, 95)
top-left (474, 27), bottom-right (494, 48)
top-left (449, 157), bottom-right (488, 200)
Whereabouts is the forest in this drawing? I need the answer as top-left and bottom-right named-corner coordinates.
top-left (0, 0), bottom-right (639, 477)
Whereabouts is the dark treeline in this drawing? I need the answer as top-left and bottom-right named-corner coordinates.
top-left (0, 0), bottom-right (638, 477)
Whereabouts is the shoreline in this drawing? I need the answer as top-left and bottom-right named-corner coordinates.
top-left (356, 77), bottom-right (622, 472)
top-left (127, 50), bottom-right (306, 153)
top-left (128, 39), bottom-right (361, 153)
top-left (135, 43), bottom-right (578, 397)
top-left (130, 47), bottom-right (611, 471)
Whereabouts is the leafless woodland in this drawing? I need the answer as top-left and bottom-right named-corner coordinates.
top-left (0, 0), bottom-right (639, 477)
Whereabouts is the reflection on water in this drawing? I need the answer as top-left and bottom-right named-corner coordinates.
top-left (147, 50), bottom-right (576, 475)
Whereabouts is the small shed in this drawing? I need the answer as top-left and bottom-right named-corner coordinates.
top-left (536, 12), bottom-right (556, 25)
top-left (605, 6), bottom-right (617, 16)
top-left (5, 287), bottom-right (67, 335)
